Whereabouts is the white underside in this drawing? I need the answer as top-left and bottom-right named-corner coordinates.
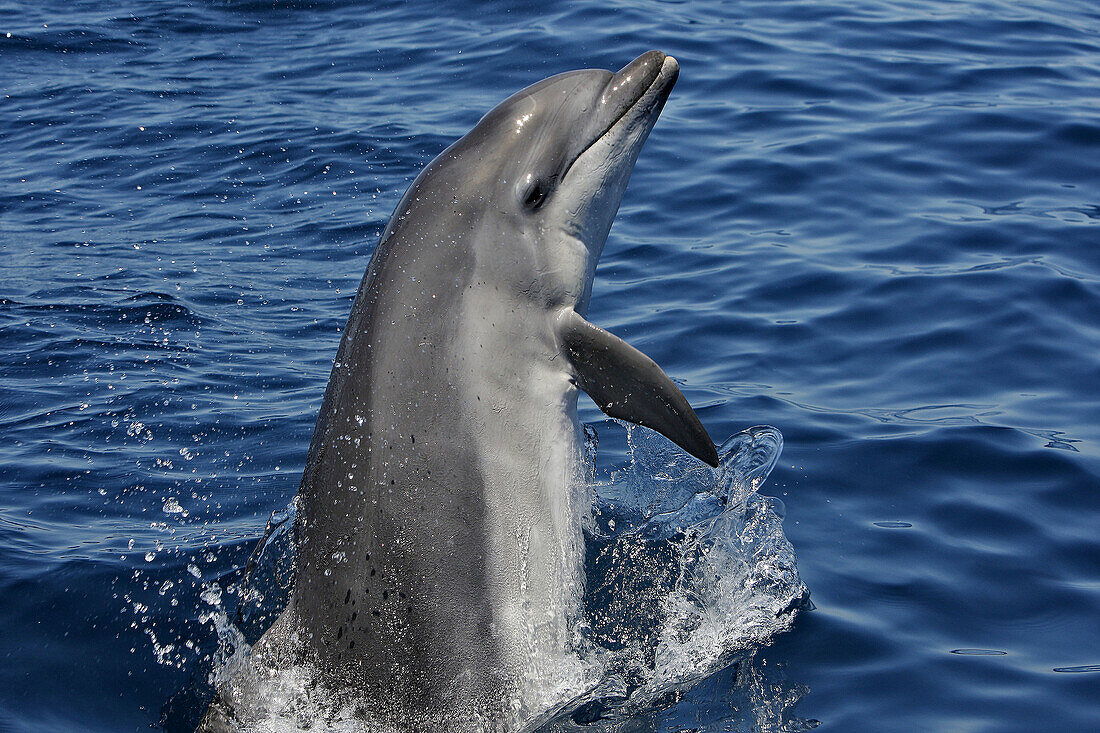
top-left (458, 291), bottom-right (596, 724)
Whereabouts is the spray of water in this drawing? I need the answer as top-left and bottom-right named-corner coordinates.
top-left (184, 424), bottom-right (807, 731)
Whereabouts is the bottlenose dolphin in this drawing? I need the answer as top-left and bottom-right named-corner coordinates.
top-left (201, 50), bottom-right (716, 732)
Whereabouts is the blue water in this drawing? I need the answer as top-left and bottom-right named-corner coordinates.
top-left (3, 0), bottom-right (1099, 730)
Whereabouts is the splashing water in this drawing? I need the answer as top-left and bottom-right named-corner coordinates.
top-left (190, 424), bottom-right (806, 730)
top-left (537, 424), bottom-right (807, 729)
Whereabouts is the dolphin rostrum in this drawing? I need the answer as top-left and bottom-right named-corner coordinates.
top-left (200, 50), bottom-right (717, 732)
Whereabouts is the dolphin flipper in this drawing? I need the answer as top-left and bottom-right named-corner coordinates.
top-left (557, 310), bottom-right (719, 467)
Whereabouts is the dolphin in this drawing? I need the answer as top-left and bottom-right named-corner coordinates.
top-left (200, 50), bottom-right (717, 732)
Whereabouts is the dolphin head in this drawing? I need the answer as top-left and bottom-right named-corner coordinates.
top-left (420, 51), bottom-right (679, 313)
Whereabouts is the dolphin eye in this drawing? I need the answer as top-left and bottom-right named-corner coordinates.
top-left (522, 181), bottom-right (549, 211)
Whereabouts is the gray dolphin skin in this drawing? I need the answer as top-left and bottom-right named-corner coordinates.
top-left (200, 50), bottom-right (717, 732)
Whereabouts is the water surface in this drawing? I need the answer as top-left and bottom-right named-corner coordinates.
top-left (2, 1), bottom-right (1099, 731)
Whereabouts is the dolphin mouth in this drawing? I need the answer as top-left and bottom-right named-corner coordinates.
top-left (561, 51), bottom-right (679, 182)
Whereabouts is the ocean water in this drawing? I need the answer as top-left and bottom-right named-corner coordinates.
top-left (2, 0), bottom-right (1099, 731)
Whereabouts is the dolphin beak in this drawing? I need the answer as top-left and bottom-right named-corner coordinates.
top-left (601, 50), bottom-right (679, 118)
top-left (561, 51), bottom-right (680, 184)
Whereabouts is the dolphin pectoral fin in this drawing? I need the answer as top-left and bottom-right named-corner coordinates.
top-left (557, 310), bottom-right (720, 467)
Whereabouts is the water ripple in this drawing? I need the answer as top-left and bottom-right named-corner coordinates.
top-left (2, 0), bottom-right (1100, 731)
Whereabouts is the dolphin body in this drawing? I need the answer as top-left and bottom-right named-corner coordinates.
top-left (200, 50), bottom-right (717, 732)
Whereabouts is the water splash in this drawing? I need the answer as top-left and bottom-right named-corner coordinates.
top-left (554, 424), bottom-right (807, 727)
top-left (191, 424), bottom-right (806, 730)
top-left (234, 499), bottom-right (297, 641)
